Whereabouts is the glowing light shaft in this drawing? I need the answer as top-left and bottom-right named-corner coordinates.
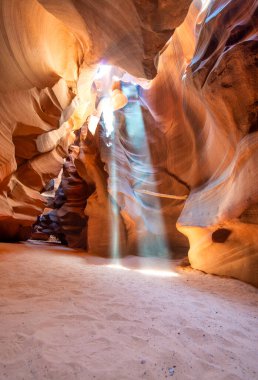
top-left (102, 97), bottom-right (114, 137)
top-left (88, 115), bottom-right (99, 135)
top-left (137, 268), bottom-right (178, 278)
top-left (122, 83), bottom-right (170, 257)
top-left (94, 64), bottom-right (112, 80)
top-left (110, 142), bottom-right (120, 260)
top-left (106, 263), bottom-right (179, 278)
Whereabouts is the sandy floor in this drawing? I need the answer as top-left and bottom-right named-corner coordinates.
top-left (0, 242), bottom-right (257, 380)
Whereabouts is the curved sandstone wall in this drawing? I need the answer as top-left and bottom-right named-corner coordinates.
top-left (0, 0), bottom-right (257, 286)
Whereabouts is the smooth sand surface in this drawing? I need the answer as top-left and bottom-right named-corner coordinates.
top-left (0, 242), bottom-right (257, 380)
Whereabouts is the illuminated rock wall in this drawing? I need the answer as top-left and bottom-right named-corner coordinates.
top-left (0, 0), bottom-right (190, 240)
top-left (143, 0), bottom-right (258, 286)
top-left (178, 0), bottom-right (258, 287)
top-left (0, 0), bottom-right (257, 285)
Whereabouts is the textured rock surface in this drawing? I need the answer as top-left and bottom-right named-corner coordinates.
top-left (35, 147), bottom-right (93, 248)
top-left (176, 0), bottom-right (258, 286)
top-left (0, 0), bottom-right (257, 285)
top-left (98, 97), bottom-right (189, 256)
top-left (0, 0), bottom-right (190, 240)
top-left (75, 126), bottom-right (128, 256)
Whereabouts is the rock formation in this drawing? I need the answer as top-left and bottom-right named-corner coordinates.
top-left (34, 144), bottom-right (94, 248)
top-left (0, 0), bottom-right (190, 239)
top-left (0, 0), bottom-right (257, 286)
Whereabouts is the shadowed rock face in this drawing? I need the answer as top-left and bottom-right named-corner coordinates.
top-left (0, 0), bottom-right (257, 286)
top-left (34, 146), bottom-right (95, 248)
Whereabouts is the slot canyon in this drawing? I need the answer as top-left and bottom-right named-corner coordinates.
top-left (0, 0), bottom-right (257, 379)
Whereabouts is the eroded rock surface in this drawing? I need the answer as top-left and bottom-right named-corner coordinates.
top-left (0, 0), bottom-right (190, 240)
top-left (0, 0), bottom-right (257, 286)
top-left (35, 146), bottom-right (93, 248)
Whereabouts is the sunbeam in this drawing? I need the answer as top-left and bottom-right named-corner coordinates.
top-left (121, 82), bottom-right (170, 259)
top-left (94, 67), bottom-right (173, 261)
top-left (105, 263), bottom-right (179, 278)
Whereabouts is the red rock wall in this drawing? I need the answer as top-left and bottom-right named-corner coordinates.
top-left (0, 0), bottom-right (257, 285)
top-left (144, 0), bottom-right (258, 286)
top-left (0, 0), bottom-right (190, 240)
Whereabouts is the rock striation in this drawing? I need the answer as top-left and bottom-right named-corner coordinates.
top-left (150, 0), bottom-right (258, 286)
top-left (35, 145), bottom-right (93, 248)
top-left (0, 0), bottom-right (190, 240)
top-left (0, 0), bottom-right (257, 286)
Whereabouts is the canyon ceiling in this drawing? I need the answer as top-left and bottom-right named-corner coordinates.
top-left (0, 0), bottom-right (257, 286)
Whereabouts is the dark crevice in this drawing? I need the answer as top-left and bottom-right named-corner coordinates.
top-left (166, 169), bottom-right (191, 191)
top-left (212, 228), bottom-right (232, 243)
top-left (248, 101), bottom-right (258, 134)
top-left (225, 24), bottom-right (253, 47)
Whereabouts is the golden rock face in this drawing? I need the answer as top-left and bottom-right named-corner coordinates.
top-left (0, 0), bottom-right (257, 286)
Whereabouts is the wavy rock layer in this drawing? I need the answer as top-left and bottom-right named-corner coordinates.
top-left (35, 148), bottom-right (93, 248)
top-left (0, 0), bottom-right (257, 286)
top-left (158, 0), bottom-right (258, 286)
top-left (0, 0), bottom-right (190, 240)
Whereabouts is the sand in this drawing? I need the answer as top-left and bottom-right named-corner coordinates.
top-left (0, 242), bottom-right (257, 380)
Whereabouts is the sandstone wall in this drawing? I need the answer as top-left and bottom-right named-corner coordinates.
top-left (0, 0), bottom-right (257, 286)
